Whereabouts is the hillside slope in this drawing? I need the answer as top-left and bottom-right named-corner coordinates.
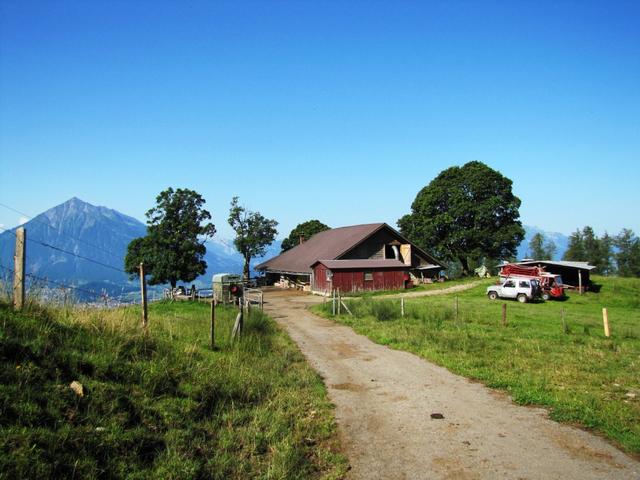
top-left (0, 301), bottom-right (346, 478)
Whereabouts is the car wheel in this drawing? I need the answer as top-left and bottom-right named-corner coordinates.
top-left (517, 294), bottom-right (528, 303)
top-left (488, 291), bottom-right (498, 300)
top-left (542, 292), bottom-right (550, 301)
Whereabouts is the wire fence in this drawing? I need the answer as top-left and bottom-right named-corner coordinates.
top-left (0, 201), bottom-right (143, 308)
top-left (0, 225), bottom-right (126, 274)
top-left (0, 201), bottom-right (124, 261)
top-left (0, 263), bottom-right (144, 308)
top-left (319, 290), bottom-right (640, 340)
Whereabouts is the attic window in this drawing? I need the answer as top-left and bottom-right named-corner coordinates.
top-left (326, 270), bottom-right (332, 281)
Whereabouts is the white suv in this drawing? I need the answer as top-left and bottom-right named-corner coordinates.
top-left (487, 278), bottom-right (540, 303)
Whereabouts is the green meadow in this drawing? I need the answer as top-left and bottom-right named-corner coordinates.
top-left (0, 300), bottom-right (347, 479)
top-left (314, 276), bottom-right (640, 454)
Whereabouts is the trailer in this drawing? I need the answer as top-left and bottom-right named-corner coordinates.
top-left (498, 263), bottom-right (565, 300)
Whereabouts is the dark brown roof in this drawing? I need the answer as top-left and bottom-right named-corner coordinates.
top-left (312, 259), bottom-right (408, 270)
top-left (256, 223), bottom-right (386, 274)
top-left (257, 222), bottom-right (443, 274)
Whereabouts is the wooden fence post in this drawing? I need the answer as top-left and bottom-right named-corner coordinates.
top-left (139, 263), bottom-right (148, 329)
top-left (401, 297), bottom-right (405, 317)
top-left (337, 289), bottom-right (341, 315)
top-left (502, 303), bottom-right (507, 326)
top-left (561, 308), bottom-right (568, 334)
top-left (332, 289), bottom-right (336, 315)
top-left (602, 308), bottom-right (610, 337)
top-left (210, 283), bottom-right (215, 350)
top-left (231, 305), bottom-right (243, 340)
top-left (455, 296), bottom-right (459, 322)
top-left (341, 300), bottom-right (353, 316)
top-left (13, 227), bottom-right (25, 310)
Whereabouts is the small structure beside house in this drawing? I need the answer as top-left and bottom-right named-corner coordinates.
top-left (212, 273), bottom-right (242, 303)
top-left (256, 223), bottom-right (444, 293)
top-left (514, 260), bottom-right (596, 291)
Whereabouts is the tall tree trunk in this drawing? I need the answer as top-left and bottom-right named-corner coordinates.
top-left (243, 254), bottom-right (251, 282)
top-left (170, 279), bottom-right (177, 289)
top-left (459, 256), bottom-right (470, 276)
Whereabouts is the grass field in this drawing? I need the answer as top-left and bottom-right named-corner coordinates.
top-left (313, 275), bottom-right (640, 455)
top-left (0, 299), bottom-right (347, 479)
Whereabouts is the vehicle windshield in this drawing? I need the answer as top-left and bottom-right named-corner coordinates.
top-left (554, 275), bottom-right (563, 286)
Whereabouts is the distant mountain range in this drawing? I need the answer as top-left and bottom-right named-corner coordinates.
top-left (0, 197), bottom-right (567, 300)
top-left (517, 226), bottom-right (569, 260)
top-left (0, 198), bottom-right (280, 298)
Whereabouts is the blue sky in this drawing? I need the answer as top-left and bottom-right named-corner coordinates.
top-left (1, 0), bottom-right (639, 239)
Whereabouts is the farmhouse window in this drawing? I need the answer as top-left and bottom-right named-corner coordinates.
top-left (326, 270), bottom-right (333, 281)
top-left (364, 271), bottom-right (373, 281)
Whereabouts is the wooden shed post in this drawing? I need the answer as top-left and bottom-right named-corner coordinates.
top-left (603, 308), bottom-right (610, 338)
top-left (578, 269), bottom-right (583, 295)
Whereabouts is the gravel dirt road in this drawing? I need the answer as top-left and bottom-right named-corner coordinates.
top-left (346, 280), bottom-right (486, 299)
top-left (263, 288), bottom-right (639, 480)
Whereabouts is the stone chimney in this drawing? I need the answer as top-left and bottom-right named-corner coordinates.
top-left (299, 235), bottom-right (305, 245)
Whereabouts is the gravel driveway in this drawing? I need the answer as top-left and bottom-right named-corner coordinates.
top-left (263, 288), bottom-right (639, 480)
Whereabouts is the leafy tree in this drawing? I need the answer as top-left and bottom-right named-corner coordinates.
top-left (228, 197), bottom-right (278, 281)
top-left (527, 232), bottom-right (557, 260)
top-left (582, 227), bottom-right (600, 265)
top-left (528, 233), bottom-right (546, 259)
top-left (563, 229), bottom-right (586, 261)
top-left (615, 229), bottom-right (640, 277)
top-left (563, 226), bottom-right (614, 275)
top-left (124, 188), bottom-right (216, 288)
top-left (595, 232), bottom-right (615, 275)
top-left (398, 161), bottom-right (524, 275)
top-left (281, 220), bottom-right (330, 252)
top-left (544, 238), bottom-right (557, 260)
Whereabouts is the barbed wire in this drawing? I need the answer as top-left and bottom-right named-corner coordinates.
top-left (0, 264), bottom-right (104, 299)
top-left (0, 201), bottom-right (130, 260)
top-left (0, 264), bottom-right (146, 305)
top-left (0, 225), bottom-right (127, 274)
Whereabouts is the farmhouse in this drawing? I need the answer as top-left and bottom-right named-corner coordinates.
top-left (256, 223), bottom-right (444, 293)
top-left (515, 260), bottom-right (596, 291)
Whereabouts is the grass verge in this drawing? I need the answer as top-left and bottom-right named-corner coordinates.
top-left (313, 275), bottom-right (640, 455)
top-left (0, 300), bottom-right (347, 479)
top-left (341, 276), bottom-right (481, 298)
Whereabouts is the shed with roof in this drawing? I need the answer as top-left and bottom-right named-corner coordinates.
top-left (255, 223), bottom-right (444, 293)
top-left (515, 260), bottom-right (596, 290)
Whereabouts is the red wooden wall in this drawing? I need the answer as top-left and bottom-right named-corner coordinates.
top-left (312, 264), bottom-right (406, 293)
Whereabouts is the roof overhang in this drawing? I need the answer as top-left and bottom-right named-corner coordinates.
top-left (516, 261), bottom-right (596, 271)
top-left (311, 259), bottom-right (409, 270)
top-left (260, 269), bottom-right (311, 276)
top-left (413, 264), bottom-right (441, 270)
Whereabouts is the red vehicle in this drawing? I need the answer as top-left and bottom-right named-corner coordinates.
top-left (498, 264), bottom-right (565, 300)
